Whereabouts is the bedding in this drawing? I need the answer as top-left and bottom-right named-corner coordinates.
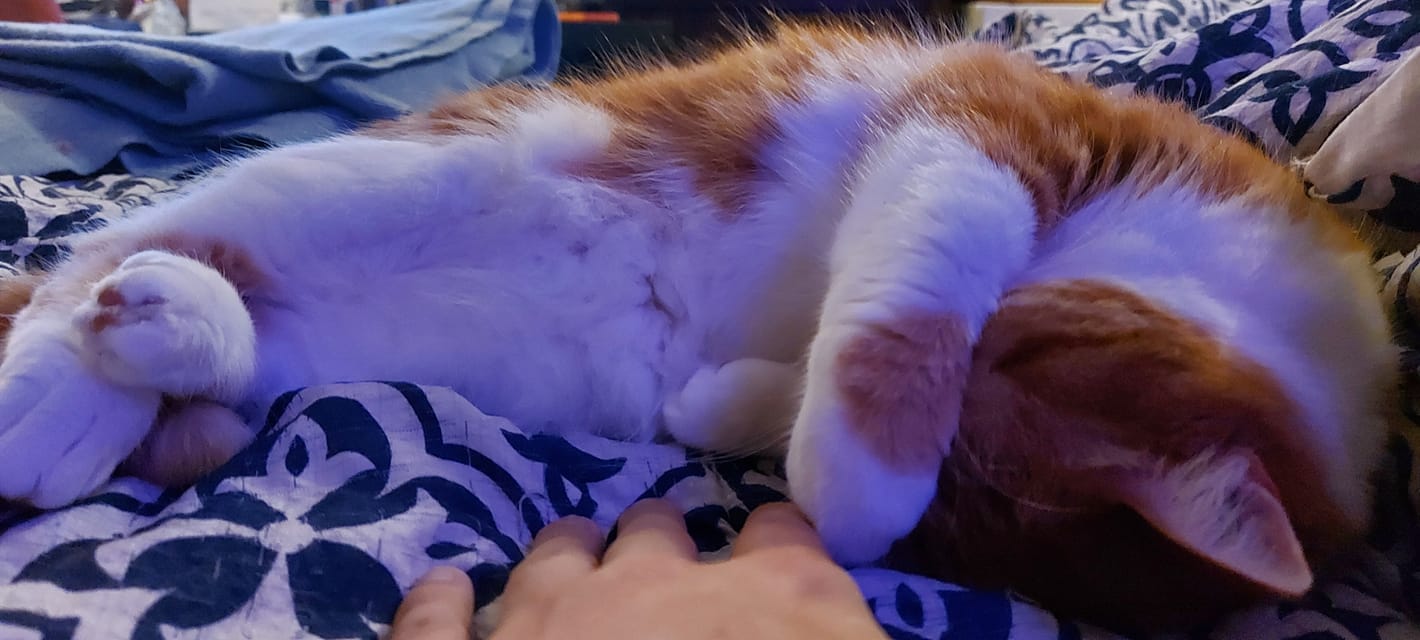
top-left (1304, 48), bottom-right (1420, 252)
top-left (1, 0), bottom-right (1419, 637)
top-left (980, 0), bottom-right (1420, 248)
top-left (0, 0), bottom-right (559, 178)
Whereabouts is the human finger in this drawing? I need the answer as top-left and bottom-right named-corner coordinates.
top-left (390, 566), bottom-right (474, 640)
top-left (499, 516), bottom-right (604, 610)
top-left (730, 502), bottom-right (831, 559)
top-left (601, 498), bottom-right (698, 565)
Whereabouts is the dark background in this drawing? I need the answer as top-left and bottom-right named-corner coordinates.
top-left (559, 0), bottom-right (964, 75)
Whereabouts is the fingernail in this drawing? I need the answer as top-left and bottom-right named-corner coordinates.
top-left (618, 498), bottom-right (677, 522)
top-left (531, 515), bottom-right (601, 549)
top-left (755, 502), bottom-right (806, 518)
top-left (744, 502), bottom-right (810, 528)
top-left (422, 565), bottom-right (468, 584)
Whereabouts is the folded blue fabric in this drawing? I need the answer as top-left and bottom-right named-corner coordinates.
top-left (0, 0), bottom-right (560, 177)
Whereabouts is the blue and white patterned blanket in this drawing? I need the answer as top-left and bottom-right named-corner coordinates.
top-left (2, 0), bottom-right (1420, 637)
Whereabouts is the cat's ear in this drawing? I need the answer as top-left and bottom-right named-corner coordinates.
top-left (1113, 450), bottom-right (1312, 597)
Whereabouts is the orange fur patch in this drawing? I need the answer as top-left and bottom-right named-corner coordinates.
top-left (379, 25), bottom-right (1362, 252)
top-left (889, 280), bottom-right (1352, 630)
top-left (0, 274), bottom-right (41, 339)
top-left (121, 397), bottom-right (254, 488)
top-left (368, 84), bottom-right (545, 138)
top-left (887, 43), bottom-right (1362, 251)
top-left (835, 314), bottom-right (970, 471)
top-left (139, 234), bottom-right (269, 295)
top-left (370, 28), bottom-right (837, 216)
top-left (87, 310), bottom-right (118, 333)
top-left (560, 45), bottom-right (811, 215)
top-left (95, 285), bottom-right (124, 307)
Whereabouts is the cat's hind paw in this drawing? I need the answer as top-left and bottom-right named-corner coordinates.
top-left (0, 342), bottom-right (161, 508)
top-left (73, 250), bottom-right (256, 401)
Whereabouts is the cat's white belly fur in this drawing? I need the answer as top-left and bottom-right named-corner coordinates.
top-left (97, 132), bottom-right (828, 445)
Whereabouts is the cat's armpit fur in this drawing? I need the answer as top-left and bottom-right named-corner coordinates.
top-left (0, 24), bottom-right (1395, 631)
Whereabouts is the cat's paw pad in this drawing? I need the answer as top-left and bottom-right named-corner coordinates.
top-left (0, 341), bottom-right (160, 508)
top-left (73, 250), bottom-right (255, 398)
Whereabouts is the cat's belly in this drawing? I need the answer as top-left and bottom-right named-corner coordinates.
top-left (221, 147), bottom-right (832, 444)
top-left (241, 226), bottom-right (684, 443)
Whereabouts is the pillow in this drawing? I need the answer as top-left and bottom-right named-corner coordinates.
top-left (1304, 49), bottom-right (1420, 252)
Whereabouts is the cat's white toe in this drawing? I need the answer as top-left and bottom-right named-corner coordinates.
top-left (787, 319), bottom-right (963, 567)
top-left (787, 397), bottom-right (941, 566)
top-left (663, 359), bottom-right (799, 455)
top-left (73, 250), bottom-right (255, 400)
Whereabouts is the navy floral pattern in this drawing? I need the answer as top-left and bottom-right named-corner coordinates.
top-left (1, 0), bottom-right (1420, 634)
top-left (977, 0), bottom-right (1420, 236)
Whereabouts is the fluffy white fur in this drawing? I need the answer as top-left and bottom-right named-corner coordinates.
top-left (75, 251), bottom-right (255, 401)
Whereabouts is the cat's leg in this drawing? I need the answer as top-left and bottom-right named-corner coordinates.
top-left (0, 256), bottom-right (166, 508)
top-left (0, 246), bottom-right (259, 507)
top-left (73, 248), bottom-right (260, 488)
top-left (788, 121), bottom-right (1037, 565)
top-left (663, 358), bottom-right (801, 457)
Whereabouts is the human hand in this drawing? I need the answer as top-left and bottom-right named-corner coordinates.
top-left (389, 499), bottom-right (888, 639)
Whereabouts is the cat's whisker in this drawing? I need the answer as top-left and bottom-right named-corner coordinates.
top-left (683, 429), bottom-right (792, 463)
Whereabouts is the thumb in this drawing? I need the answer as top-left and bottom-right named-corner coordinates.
top-left (390, 566), bottom-right (475, 640)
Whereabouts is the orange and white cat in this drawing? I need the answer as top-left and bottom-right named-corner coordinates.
top-left (0, 25), bottom-right (1396, 629)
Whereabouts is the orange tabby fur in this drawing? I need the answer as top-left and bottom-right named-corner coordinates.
top-left (836, 314), bottom-right (971, 471)
top-left (0, 23), bottom-right (1391, 632)
top-left (0, 275), bottom-right (39, 336)
top-left (374, 23), bottom-right (1383, 629)
top-left (377, 27), bottom-right (1358, 248)
top-left (889, 280), bottom-right (1357, 630)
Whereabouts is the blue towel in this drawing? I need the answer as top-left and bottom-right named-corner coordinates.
top-left (0, 0), bottom-right (560, 177)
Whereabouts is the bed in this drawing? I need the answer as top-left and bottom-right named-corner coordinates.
top-left (1, 0), bottom-right (1418, 637)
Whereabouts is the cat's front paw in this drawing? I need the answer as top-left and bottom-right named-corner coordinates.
top-left (0, 341), bottom-right (161, 508)
top-left (787, 399), bottom-right (942, 566)
top-left (788, 317), bottom-right (969, 566)
top-left (73, 250), bottom-right (255, 400)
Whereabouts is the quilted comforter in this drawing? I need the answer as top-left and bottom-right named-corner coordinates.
top-left (1, 0), bottom-right (1419, 637)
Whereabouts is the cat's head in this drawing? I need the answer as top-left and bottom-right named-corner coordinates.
top-left (889, 278), bottom-right (1393, 632)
